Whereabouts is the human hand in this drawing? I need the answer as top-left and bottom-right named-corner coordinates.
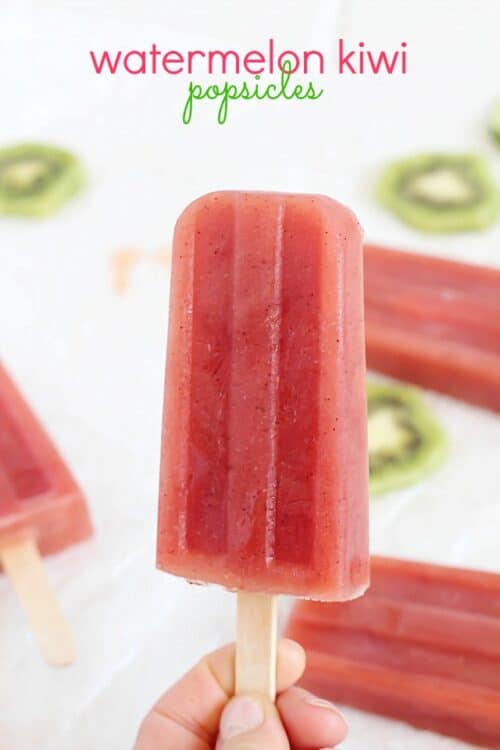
top-left (134, 638), bottom-right (347, 749)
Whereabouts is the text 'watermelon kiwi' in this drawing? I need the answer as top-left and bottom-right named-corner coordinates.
top-left (377, 153), bottom-right (500, 233)
top-left (368, 382), bottom-right (447, 496)
top-left (0, 143), bottom-right (84, 218)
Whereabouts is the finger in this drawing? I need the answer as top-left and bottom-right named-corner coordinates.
top-left (277, 686), bottom-right (348, 750)
top-left (216, 694), bottom-right (289, 750)
top-left (134, 639), bottom-right (305, 750)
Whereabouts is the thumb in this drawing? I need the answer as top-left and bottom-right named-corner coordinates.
top-left (216, 695), bottom-right (289, 750)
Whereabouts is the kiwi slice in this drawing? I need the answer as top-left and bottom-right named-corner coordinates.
top-left (489, 102), bottom-right (500, 146)
top-left (0, 143), bottom-right (84, 217)
top-left (377, 153), bottom-right (500, 232)
top-left (368, 382), bottom-right (447, 496)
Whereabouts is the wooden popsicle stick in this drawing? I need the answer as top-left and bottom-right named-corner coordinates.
top-left (0, 537), bottom-right (77, 666)
top-left (236, 592), bottom-right (278, 701)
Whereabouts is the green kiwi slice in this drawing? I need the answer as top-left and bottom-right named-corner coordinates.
top-left (377, 153), bottom-right (500, 232)
top-left (0, 143), bottom-right (84, 217)
top-left (368, 382), bottom-right (447, 496)
top-left (490, 102), bottom-right (500, 146)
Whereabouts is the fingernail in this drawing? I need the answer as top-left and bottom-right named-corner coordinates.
top-left (280, 638), bottom-right (305, 659)
top-left (218, 696), bottom-right (264, 744)
top-left (306, 697), bottom-right (347, 724)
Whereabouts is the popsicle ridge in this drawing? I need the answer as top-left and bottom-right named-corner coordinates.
top-left (186, 193), bottom-right (233, 556)
top-left (264, 196), bottom-right (283, 567)
top-left (226, 193), bottom-right (286, 570)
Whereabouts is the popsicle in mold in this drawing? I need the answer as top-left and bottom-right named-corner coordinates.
top-left (0, 362), bottom-right (92, 665)
top-left (157, 191), bottom-right (369, 698)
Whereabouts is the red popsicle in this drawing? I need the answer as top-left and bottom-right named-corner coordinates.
top-left (0, 364), bottom-right (92, 554)
top-left (0, 362), bottom-right (93, 664)
top-left (157, 191), bottom-right (369, 599)
top-left (286, 556), bottom-right (500, 748)
top-left (364, 244), bottom-right (500, 412)
top-left (157, 191), bottom-right (369, 697)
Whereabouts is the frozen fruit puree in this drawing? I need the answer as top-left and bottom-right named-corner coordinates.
top-left (157, 191), bottom-right (369, 600)
top-left (0, 363), bottom-right (92, 557)
top-left (365, 243), bottom-right (500, 412)
top-left (286, 556), bottom-right (500, 748)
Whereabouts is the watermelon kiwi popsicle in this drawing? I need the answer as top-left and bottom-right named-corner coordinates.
top-left (157, 191), bottom-right (369, 698)
top-left (286, 556), bottom-right (500, 749)
top-left (0, 362), bottom-right (93, 665)
top-left (364, 243), bottom-right (500, 412)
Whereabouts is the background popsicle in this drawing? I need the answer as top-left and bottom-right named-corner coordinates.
top-left (0, 362), bottom-right (92, 554)
top-left (0, 361), bottom-right (93, 665)
top-left (364, 244), bottom-right (500, 412)
top-left (286, 555), bottom-right (500, 748)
